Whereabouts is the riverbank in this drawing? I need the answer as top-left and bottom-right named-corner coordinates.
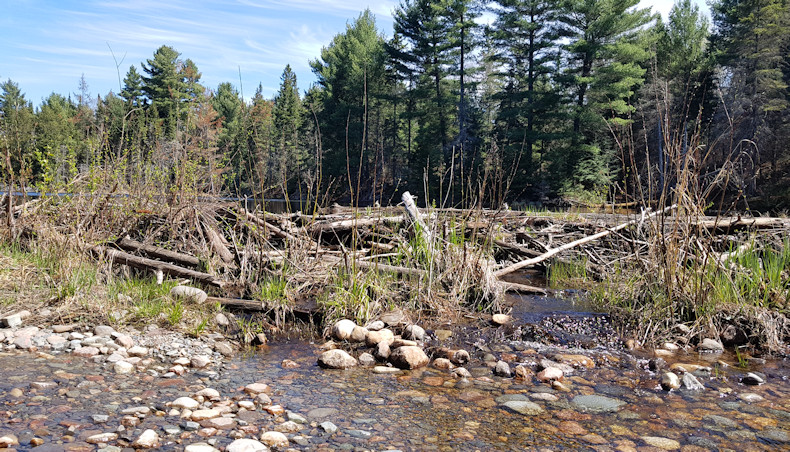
top-left (1, 301), bottom-right (789, 451)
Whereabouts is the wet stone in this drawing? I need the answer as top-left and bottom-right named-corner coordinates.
top-left (501, 400), bottom-right (544, 416)
top-left (571, 395), bottom-right (626, 413)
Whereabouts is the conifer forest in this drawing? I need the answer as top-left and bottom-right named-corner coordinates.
top-left (2, 0), bottom-right (789, 211)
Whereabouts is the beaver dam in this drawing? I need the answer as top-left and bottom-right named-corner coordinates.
top-left (1, 190), bottom-right (789, 356)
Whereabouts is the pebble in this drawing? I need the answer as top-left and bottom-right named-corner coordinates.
top-left (501, 400), bottom-right (544, 415)
top-left (537, 367), bottom-right (564, 382)
top-left (191, 409), bottom-right (220, 421)
top-left (331, 319), bottom-right (357, 341)
top-left (318, 349), bottom-right (357, 369)
top-left (114, 361), bottom-right (134, 374)
top-left (699, 338), bottom-right (724, 352)
top-left (320, 421), bottom-right (338, 434)
top-left (661, 372), bottom-right (681, 390)
top-left (259, 431), bottom-right (288, 448)
top-left (131, 429), bottom-right (160, 448)
top-left (682, 373), bottom-right (705, 391)
top-left (741, 372), bottom-right (765, 385)
top-left (185, 443), bottom-right (220, 452)
top-left (226, 438), bottom-right (269, 452)
top-left (571, 395), bottom-right (626, 413)
top-left (86, 432), bottom-right (118, 444)
top-left (191, 355), bottom-right (211, 368)
top-left (173, 396), bottom-right (200, 410)
top-left (641, 436), bottom-right (681, 450)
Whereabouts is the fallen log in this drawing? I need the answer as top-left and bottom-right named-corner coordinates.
top-left (203, 223), bottom-right (235, 264)
top-left (205, 296), bottom-right (318, 315)
top-left (695, 217), bottom-right (790, 233)
top-left (402, 191), bottom-right (433, 246)
top-left (498, 281), bottom-right (548, 295)
top-left (241, 208), bottom-right (301, 243)
top-left (494, 205), bottom-right (677, 278)
top-left (93, 245), bottom-right (224, 288)
top-left (309, 215), bottom-right (404, 236)
top-left (116, 236), bottom-right (200, 268)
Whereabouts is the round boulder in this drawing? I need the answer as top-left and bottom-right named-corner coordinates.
top-left (318, 349), bottom-right (358, 369)
top-left (389, 345), bottom-right (429, 369)
top-left (331, 319), bottom-right (357, 341)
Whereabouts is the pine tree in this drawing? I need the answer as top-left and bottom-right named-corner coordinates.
top-left (273, 65), bottom-right (305, 195)
top-left (141, 45), bottom-right (186, 138)
top-left (557, 0), bottom-right (653, 195)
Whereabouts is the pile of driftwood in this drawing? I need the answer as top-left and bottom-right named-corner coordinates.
top-left (4, 189), bottom-right (790, 323)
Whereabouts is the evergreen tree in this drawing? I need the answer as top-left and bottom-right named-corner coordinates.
top-left (141, 45), bottom-right (186, 138)
top-left (311, 10), bottom-right (388, 201)
top-left (0, 80), bottom-right (35, 185)
top-left (273, 65), bottom-right (305, 195)
top-left (35, 93), bottom-right (78, 184)
top-left (121, 66), bottom-right (145, 107)
top-left (488, 0), bottom-right (561, 197)
top-left (557, 0), bottom-right (653, 194)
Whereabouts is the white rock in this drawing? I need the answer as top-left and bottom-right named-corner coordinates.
top-left (191, 409), bottom-right (220, 421)
top-left (661, 372), bottom-right (681, 390)
top-left (0, 313), bottom-right (22, 328)
top-left (131, 429), bottom-right (160, 448)
top-left (403, 324), bottom-right (426, 341)
top-left (185, 443), bottom-right (220, 452)
top-left (365, 320), bottom-right (385, 331)
top-left (699, 338), bottom-right (724, 352)
top-left (191, 355), bottom-right (211, 368)
top-left (172, 397), bottom-right (200, 410)
top-left (94, 325), bottom-right (115, 336)
top-left (195, 388), bottom-right (221, 400)
top-left (318, 349), bottom-right (357, 369)
top-left (114, 361), bottom-right (135, 374)
top-left (331, 319), bottom-right (357, 341)
top-left (227, 439), bottom-right (269, 452)
top-left (128, 346), bottom-right (149, 357)
top-left (86, 432), bottom-right (118, 444)
top-left (492, 314), bottom-right (511, 325)
top-left (259, 431), bottom-right (288, 448)
top-left (170, 285), bottom-right (208, 303)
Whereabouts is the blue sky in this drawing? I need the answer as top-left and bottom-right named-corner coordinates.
top-left (1, 0), bottom-right (710, 106)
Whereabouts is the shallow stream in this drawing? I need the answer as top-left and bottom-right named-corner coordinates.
top-left (1, 292), bottom-right (789, 451)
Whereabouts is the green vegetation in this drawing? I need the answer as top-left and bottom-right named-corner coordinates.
top-left (0, 0), bottom-right (785, 208)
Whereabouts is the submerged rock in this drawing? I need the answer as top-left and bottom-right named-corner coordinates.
top-left (403, 324), bottom-right (426, 341)
top-left (226, 439), bottom-right (269, 452)
top-left (682, 373), bottom-right (705, 391)
top-left (571, 395), bottom-right (626, 413)
top-left (501, 400), bottom-right (544, 416)
top-left (494, 360), bottom-right (512, 378)
top-left (699, 338), bottom-right (724, 352)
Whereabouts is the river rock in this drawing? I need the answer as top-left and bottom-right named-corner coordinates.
top-left (403, 324), bottom-right (426, 341)
top-left (571, 395), bottom-right (626, 413)
top-left (132, 429), bottom-right (160, 448)
top-left (115, 335), bottom-right (134, 348)
top-left (215, 313), bottom-right (229, 326)
top-left (699, 338), bottom-right (724, 352)
top-left (114, 361), bottom-right (134, 374)
top-left (244, 383), bottom-right (270, 394)
top-left (0, 435), bottom-right (18, 447)
top-left (170, 285), bottom-right (208, 304)
top-left (555, 354), bottom-right (595, 368)
top-left (390, 346), bottom-right (429, 369)
top-left (453, 367), bottom-right (472, 379)
top-left (374, 340), bottom-right (391, 360)
top-left (1, 313), bottom-right (22, 328)
top-left (185, 443), bottom-right (220, 452)
top-left (331, 319), bottom-right (357, 341)
top-left (741, 372), bottom-right (765, 385)
top-left (191, 355), bottom-right (211, 368)
top-left (661, 372), bottom-right (681, 390)
top-left (191, 409), bottom-right (220, 421)
top-left (641, 436), bottom-right (681, 450)
top-left (260, 431), bottom-right (288, 448)
top-left (358, 352), bottom-right (376, 366)
top-left (214, 341), bottom-right (234, 356)
top-left (366, 320), bottom-right (385, 331)
top-left (128, 345), bottom-right (148, 357)
top-left (502, 400), bottom-right (544, 416)
top-left (73, 346), bottom-right (101, 357)
top-left (227, 439), bottom-right (269, 452)
top-left (86, 432), bottom-right (118, 444)
top-left (373, 365), bottom-right (402, 374)
top-left (537, 367), bottom-right (564, 382)
top-left (366, 328), bottom-right (394, 346)
top-left (95, 325), bottom-right (115, 336)
top-left (350, 326), bottom-right (368, 342)
top-left (492, 314), bottom-right (511, 325)
top-left (173, 397), bottom-right (200, 410)
top-left (318, 349), bottom-right (357, 369)
top-left (494, 360), bottom-right (512, 377)
top-left (320, 421), bottom-right (338, 434)
top-left (433, 358), bottom-right (453, 370)
top-left (682, 373), bottom-right (705, 391)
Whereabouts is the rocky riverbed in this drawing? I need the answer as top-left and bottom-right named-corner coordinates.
top-left (1, 306), bottom-right (790, 452)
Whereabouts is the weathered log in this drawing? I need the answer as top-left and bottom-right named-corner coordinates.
top-left (203, 223), bottom-right (235, 264)
top-left (494, 205), bottom-right (677, 278)
top-left (498, 281), bottom-right (548, 295)
top-left (493, 239), bottom-right (542, 259)
top-left (241, 208), bottom-right (302, 243)
top-left (402, 191), bottom-right (433, 246)
top-left (310, 216), bottom-right (405, 235)
top-left (205, 296), bottom-right (318, 315)
top-left (116, 236), bottom-right (200, 268)
top-left (93, 245), bottom-right (224, 288)
top-left (695, 217), bottom-right (790, 233)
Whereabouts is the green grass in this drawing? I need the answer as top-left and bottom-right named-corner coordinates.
top-left (108, 277), bottom-right (178, 324)
top-left (548, 257), bottom-right (589, 289)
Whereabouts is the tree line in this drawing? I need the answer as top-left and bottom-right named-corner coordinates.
top-left (1, 0), bottom-right (788, 208)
